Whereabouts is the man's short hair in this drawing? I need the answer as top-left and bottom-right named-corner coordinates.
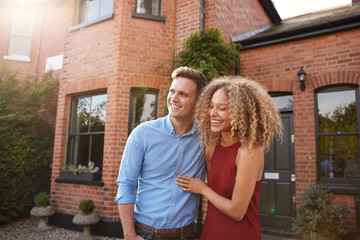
top-left (171, 66), bottom-right (207, 98)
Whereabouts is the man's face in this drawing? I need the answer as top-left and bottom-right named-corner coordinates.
top-left (167, 77), bottom-right (197, 121)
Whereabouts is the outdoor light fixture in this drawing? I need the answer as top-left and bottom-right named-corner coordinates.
top-left (297, 66), bottom-right (307, 91)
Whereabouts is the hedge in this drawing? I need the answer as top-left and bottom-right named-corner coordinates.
top-left (0, 63), bottom-right (58, 224)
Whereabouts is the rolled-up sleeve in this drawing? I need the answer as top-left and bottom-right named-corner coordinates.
top-left (115, 126), bottom-right (144, 204)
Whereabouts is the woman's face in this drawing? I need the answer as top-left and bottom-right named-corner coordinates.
top-left (208, 88), bottom-right (232, 134)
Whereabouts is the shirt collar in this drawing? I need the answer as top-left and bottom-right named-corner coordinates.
top-left (165, 115), bottom-right (198, 135)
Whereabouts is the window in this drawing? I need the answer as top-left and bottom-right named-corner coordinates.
top-left (271, 93), bottom-right (293, 112)
top-left (79, 0), bottom-right (113, 23)
top-left (67, 93), bottom-right (107, 174)
top-left (128, 88), bottom-right (158, 134)
top-left (136, 0), bottom-right (160, 15)
top-left (315, 86), bottom-right (360, 194)
top-left (3, 12), bottom-right (33, 62)
top-left (132, 0), bottom-right (165, 21)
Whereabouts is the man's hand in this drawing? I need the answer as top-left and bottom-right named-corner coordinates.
top-left (124, 234), bottom-right (144, 240)
top-left (118, 204), bottom-right (144, 240)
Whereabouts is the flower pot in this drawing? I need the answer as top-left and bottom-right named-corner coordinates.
top-left (73, 213), bottom-right (100, 240)
top-left (30, 206), bottom-right (55, 232)
top-left (60, 171), bottom-right (100, 181)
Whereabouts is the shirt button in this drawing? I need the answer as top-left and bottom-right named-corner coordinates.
top-left (171, 204), bottom-right (174, 207)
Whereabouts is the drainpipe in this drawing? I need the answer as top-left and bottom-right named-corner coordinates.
top-left (200, 0), bottom-right (204, 31)
top-left (236, 56), bottom-right (240, 75)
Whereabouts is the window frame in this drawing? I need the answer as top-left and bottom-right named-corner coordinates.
top-left (131, 0), bottom-right (165, 22)
top-left (314, 84), bottom-right (360, 194)
top-left (3, 12), bottom-right (33, 62)
top-left (63, 92), bottom-right (107, 184)
top-left (128, 87), bottom-right (158, 135)
top-left (68, 0), bottom-right (114, 32)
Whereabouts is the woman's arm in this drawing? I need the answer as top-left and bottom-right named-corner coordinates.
top-left (176, 145), bottom-right (264, 221)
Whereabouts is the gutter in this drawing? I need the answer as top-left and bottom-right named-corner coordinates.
top-left (238, 14), bottom-right (360, 50)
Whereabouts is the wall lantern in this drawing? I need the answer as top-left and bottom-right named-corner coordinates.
top-left (297, 66), bottom-right (307, 91)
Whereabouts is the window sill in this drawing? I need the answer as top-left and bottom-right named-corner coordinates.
top-left (131, 12), bottom-right (166, 22)
top-left (320, 177), bottom-right (360, 195)
top-left (55, 176), bottom-right (104, 186)
top-left (68, 13), bottom-right (114, 32)
top-left (3, 55), bottom-right (31, 62)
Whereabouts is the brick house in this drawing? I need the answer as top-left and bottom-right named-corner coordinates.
top-left (233, 2), bottom-right (360, 237)
top-left (1, 0), bottom-right (359, 238)
top-left (0, 0), bottom-right (66, 80)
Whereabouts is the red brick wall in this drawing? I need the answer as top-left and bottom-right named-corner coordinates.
top-left (0, 2), bottom-right (42, 79)
top-left (50, 0), bottom-right (179, 220)
top-left (175, 0), bottom-right (201, 54)
top-left (239, 29), bottom-right (360, 231)
top-left (209, 0), bottom-right (271, 41)
top-left (35, 2), bottom-right (69, 77)
top-left (0, 2), bottom-right (65, 79)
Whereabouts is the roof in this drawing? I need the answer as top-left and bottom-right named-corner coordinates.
top-left (233, 4), bottom-right (360, 50)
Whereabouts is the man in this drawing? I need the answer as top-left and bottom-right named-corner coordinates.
top-left (115, 67), bottom-right (207, 240)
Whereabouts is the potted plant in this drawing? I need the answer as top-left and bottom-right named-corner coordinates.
top-left (72, 199), bottom-right (100, 240)
top-left (60, 161), bottom-right (100, 181)
top-left (30, 192), bottom-right (55, 231)
top-left (292, 184), bottom-right (349, 240)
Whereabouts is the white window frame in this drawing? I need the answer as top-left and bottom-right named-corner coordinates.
top-left (79, 0), bottom-right (113, 24)
top-left (3, 12), bottom-right (33, 62)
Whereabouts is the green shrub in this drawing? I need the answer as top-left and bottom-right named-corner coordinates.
top-left (79, 199), bottom-right (95, 214)
top-left (160, 28), bottom-right (240, 114)
top-left (34, 192), bottom-right (50, 207)
top-left (174, 28), bottom-right (240, 81)
top-left (292, 184), bottom-right (349, 239)
top-left (0, 63), bottom-right (58, 224)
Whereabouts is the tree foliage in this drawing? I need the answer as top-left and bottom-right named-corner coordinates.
top-left (0, 63), bottom-right (59, 224)
top-left (174, 28), bottom-right (240, 81)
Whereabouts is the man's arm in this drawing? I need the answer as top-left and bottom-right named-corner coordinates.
top-left (118, 204), bottom-right (143, 240)
top-left (115, 126), bottom-right (146, 240)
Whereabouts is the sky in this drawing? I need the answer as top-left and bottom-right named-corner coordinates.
top-left (272, 0), bottom-right (352, 19)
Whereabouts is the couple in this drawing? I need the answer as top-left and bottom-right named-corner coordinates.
top-left (115, 67), bottom-right (282, 240)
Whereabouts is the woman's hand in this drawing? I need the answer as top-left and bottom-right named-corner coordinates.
top-left (175, 175), bottom-right (208, 195)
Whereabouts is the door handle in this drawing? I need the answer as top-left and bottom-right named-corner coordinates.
top-left (291, 174), bottom-right (296, 182)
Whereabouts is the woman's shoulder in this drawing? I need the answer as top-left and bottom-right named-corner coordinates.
top-left (236, 144), bottom-right (264, 164)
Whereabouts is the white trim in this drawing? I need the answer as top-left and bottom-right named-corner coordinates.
top-left (3, 55), bottom-right (31, 62)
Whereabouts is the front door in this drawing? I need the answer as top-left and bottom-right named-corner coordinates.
top-left (259, 113), bottom-right (295, 235)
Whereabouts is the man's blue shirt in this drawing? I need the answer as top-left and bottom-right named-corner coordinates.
top-left (115, 115), bottom-right (206, 229)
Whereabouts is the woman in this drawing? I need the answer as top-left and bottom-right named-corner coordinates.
top-left (176, 76), bottom-right (282, 240)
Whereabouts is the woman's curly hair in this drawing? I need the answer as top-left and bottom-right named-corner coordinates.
top-left (195, 76), bottom-right (282, 151)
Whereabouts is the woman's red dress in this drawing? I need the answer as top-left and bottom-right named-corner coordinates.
top-left (200, 142), bottom-right (262, 240)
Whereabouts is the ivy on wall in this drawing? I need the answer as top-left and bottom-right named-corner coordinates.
top-left (174, 28), bottom-right (240, 81)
